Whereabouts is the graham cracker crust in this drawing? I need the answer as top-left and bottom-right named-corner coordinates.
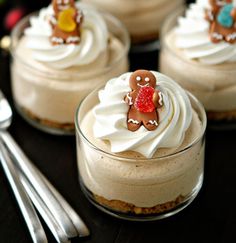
top-left (207, 110), bottom-right (236, 121)
top-left (94, 194), bottom-right (185, 215)
top-left (22, 107), bottom-right (75, 130)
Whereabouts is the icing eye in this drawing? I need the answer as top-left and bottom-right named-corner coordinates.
top-left (57, 0), bottom-right (62, 4)
top-left (145, 77), bottom-right (150, 82)
top-left (136, 76), bottom-right (141, 82)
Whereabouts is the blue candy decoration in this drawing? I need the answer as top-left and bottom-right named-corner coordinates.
top-left (217, 4), bottom-right (234, 28)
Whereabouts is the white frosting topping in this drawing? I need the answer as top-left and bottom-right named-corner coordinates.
top-left (175, 0), bottom-right (236, 65)
top-left (24, 3), bottom-right (108, 69)
top-left (93, 71), bottom-right (192, 158)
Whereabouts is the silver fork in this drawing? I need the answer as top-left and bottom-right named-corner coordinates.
top-left (0, 90), bottom-right (89, 241)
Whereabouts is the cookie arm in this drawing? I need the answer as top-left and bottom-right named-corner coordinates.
top-left (48, 14), bottom-right (57, 27)
top-left (153, 90), bottom-right (163, 109)
top-left (231, 8), bottom-right (236, 22)
top-left (76, 9), bottom-right (83, 24)
top-left (124, 92), bottom-right (135, 106)
top-left (205, 0), bottom-right (220, 22)
top-left (205, 9), bottom-right (215, 22)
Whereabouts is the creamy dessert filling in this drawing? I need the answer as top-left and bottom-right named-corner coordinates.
top-left (175, 0), bottom-right (236, 64)
top-left (81, 0), bottom-right (184, 42)
top-left (92, 71), bottom-right (193, 158)
top-left (23, 2), bottom-right (109, 69)
top-left (11, 1), bottom-right (129, 130)
top-left (160, 0), bottom-right (236, 117)
top-left (77, 70), bottom-right (205, 214)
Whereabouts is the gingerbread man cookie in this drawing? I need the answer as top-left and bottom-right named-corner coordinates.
top-left (50, 0), bottom-right (83, 45)
top-left (125, 70), bottom-right (163, 132)
top-left (205, 0), bottom-right (236, 43)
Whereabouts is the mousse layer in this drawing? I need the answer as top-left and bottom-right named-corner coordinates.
top-left (12, 35), bottom-right (128, 124)
top-left (11, 3), bottom-right (129, 125)
top-left (160, 0), bottom-right (236, 114)
top-left (160, 29), bottom-right (236, 112)
top-left (76, 70), bottom-right (205, 208)
top-left (82, 0), bottom-right (184, 42)
top-left (78, 108), bottom-right (204, 207)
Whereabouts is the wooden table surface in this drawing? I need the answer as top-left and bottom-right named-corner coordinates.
top-left (1, 43), bottom-right (236, 243)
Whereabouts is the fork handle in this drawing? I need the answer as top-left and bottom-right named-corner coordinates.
top-left (20, 173), bottom-right (70, 243)
top-left (0, 141), bottom-right (47, 243)
top-left (0, 131), bottom-right (79, 238)
top-left (32, 162), bottom-right (90, 237)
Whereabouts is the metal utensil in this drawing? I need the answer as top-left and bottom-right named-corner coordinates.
top-left (20, 171), bottom-right (70, 243)
top-left (0, 141), bottom-right (48, 243)
top-left (0, 90), bottom-right (47, 243)
top-left (2, 132), bottom-right (90, 238)
top-left (0, 131), bottom-right (78, 239)
top-left (31, 162), bottom-right (90, 237)
top-left (0, 90), bottom-right (89, 240)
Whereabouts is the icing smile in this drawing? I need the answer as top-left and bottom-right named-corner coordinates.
top-left (58, 4), bottom-right (70, 10)
top-left (57, 0), bottom-right (71, 10)
top-left (137, 83), bottom-right (149, 88)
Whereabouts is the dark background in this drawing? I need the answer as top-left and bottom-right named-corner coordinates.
top-left (1, 1), bottom-right (236, 243)
top-left (0, 0), bottom-right (193, 37)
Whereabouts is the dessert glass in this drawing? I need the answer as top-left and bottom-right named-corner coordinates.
top-left (82, 0), bottom-right (184, 51)
top-left (10, 10), bottom-right (130, 135)
top-left (160, 7), bottom-right (236, 128)
top-left (82, 0), bottom-right (184, 44)
top-left (75, 86), bottom-right (207, 221)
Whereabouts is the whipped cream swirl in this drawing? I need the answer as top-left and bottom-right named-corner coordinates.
top-left (93, 71), bottom-right (192, 158)
top-left (175, 0), bottom-right (236, 65)
top-left (24, 3), bottom-right (108, 69)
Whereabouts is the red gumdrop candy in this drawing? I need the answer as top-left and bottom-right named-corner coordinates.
top-left (134, 87), bottom-right (155, 113)
top-left (4, 8), bottom-right (25, 31)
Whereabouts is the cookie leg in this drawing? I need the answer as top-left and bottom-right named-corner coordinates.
top-left (127, 108), bottom-right (142, 132)
top-left (127, 118), bottom-right (141, 132)
top-left (143, 112), bottom-right (159, 131)
top-left (51, 36), bottom-right (64, 45)
top-left (209, 23), bottom-right (223, 43)
top-left (143, 120), bottom-right (158, 131)
top-left (225, 32), bottom-right (236, 44)
top-left (210, 32), bottom-right (223, 43)
top-left (66, 36), bottom-right (80, 44)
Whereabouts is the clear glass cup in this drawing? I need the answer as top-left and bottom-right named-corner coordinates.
top-left (82, 0), bottom-right (184, 52)
top-left (10, 10), bottom-right (130, 135)
top-left (75, 86), bottom-right (207, 221)
top-left (160, 7), bottom-right (236, 128)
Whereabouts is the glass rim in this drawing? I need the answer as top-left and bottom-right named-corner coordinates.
top-left (160, 6), bottom-right (236, 72)
top-left (10, 9), bottom-right (130, 79)
top-left (74, 85), bottom-right (207, 162)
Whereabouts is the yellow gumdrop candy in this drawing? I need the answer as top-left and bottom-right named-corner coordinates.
top-left (58, 8), bottom-right (76, 32)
